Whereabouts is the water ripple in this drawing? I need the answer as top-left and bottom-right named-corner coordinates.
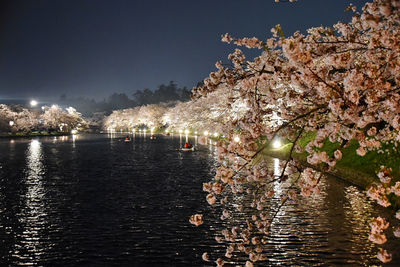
top-left (0, 134), bottom-right (398, 266)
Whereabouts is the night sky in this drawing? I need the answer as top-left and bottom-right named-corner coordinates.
top-left (0, 0), bottom-right (369, 101)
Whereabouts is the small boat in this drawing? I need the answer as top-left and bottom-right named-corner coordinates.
top-left (150, 135), bottom-right (156, 139)
top-left (124, 136), bottom-right (131, 142)
top-left (181, 146), bottom-right (195, 151)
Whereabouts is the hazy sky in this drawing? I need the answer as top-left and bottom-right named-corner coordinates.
top-left (0, 0), bottom-right (369, 100)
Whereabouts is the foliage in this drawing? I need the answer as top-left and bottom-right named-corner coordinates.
top-left (133, 81), bottom-right (191, 106)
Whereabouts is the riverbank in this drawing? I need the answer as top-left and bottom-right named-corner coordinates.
top-left (261, 133), bottom-right (400, 189)
top-left (0, 131), bottom-right (72, 138)
top-left (263, 145), bottom-right (377, 188)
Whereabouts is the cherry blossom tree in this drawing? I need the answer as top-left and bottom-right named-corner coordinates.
top-left (163, 87), bottom-right (248, 133)
top-left (40, 105), bottom-right (88, 132)
top-left (0, 104), bottom-right (87, 134)
top-left (0, 105), bottom-right (38, 133)
top-left (103, 103), bottom-right (170, 131)
top-left (0, 104), bottom-right (17, 133)
top-left (190, 0), bottom-right (400, 264)
top-left (103, 88), bottom-right (249, 135)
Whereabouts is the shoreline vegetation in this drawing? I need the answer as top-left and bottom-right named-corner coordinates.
top-left (261, 132), bottom-right (400, 191)
top-left (263, 142), bottom-right (377, 189)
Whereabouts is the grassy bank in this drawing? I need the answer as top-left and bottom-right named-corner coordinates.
top-left (262, 132), bottom-right (400, 189)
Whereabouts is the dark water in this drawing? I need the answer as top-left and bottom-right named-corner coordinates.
top-left (0, 133), bottom-right (399, 266)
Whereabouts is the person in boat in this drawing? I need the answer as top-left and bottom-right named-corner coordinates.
top-left (184, 142), bottom-right (192, 149)
top-left (125, 135), bottom-right (130, 141)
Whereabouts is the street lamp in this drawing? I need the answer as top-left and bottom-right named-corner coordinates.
top-left (30, 100), bottom-right (38, 107)
top-left (272, 139), bottom-right (282, 149)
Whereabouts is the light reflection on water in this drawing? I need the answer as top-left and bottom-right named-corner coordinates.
top-left (205, 156), bottom-right (400, 266)
top-left (12, 139), bottom-right (49, 264)
top-left (273, 158), bottom-right (280, 177)
top-left (343, 186), bottom-right (376, 265)
top-left (0, 134), bottom-right (398, 266)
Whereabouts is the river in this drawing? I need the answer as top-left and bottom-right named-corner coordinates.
top-left (0, 133), bottom-right (398, 266)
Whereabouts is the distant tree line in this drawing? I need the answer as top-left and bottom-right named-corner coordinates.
top-left (59, 81), bottom-right (191, 116)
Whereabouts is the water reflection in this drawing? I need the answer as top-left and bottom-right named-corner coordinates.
top-left (12, 139), bottom-right (49, 264)
top-left (344, 186), bottom-right (376, 264)
top-left (8, 139), bottom-right (15, 161)
top-left (273, 158), bottom-right (280, 177)
top-left (1, 135), bottom-right (398, 265)
top-left (72, 134), bottom-right (77, 148)
top-left (204, 154), bottom-right (394, 266)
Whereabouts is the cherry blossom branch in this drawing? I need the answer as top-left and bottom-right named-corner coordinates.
top-left (278, 127), bottom-right (305, 181)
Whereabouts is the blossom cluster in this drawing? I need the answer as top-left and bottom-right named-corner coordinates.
top-left (189, 0), bottom-right (400, 264)
top-left (369, 216), bottom-right (389, 244)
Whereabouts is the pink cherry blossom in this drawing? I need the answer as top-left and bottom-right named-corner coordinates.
top-left (377, 249), bottom-right (392, 263)
top-left (189, 214), bottom-right (203, 226)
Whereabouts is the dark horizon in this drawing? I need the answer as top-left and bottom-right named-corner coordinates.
top-left (0, 0), bottom-right (369, 101)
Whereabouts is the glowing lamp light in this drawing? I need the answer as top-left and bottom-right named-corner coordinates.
top-left (213, 132), bottom-right (218, 137)
top-left (179, 129), bottom-right (183, 134)
top-left (194, 131), bottom-right (198, 135)
top-left (204, 131), bottom-right (209, 136)
top-left (233, 136), bottom-right (240, 143)
top-left (272, 139), bottom-right (282, 149)
top-left (30, 100), bottom-right (38, 107)
top-left (165, 129), bottom-right (169, 133)
top-left (184, 129), bottom-right (189, 135)
top-left (9, 120), bottom-right (14, 126)
top-left (71, 129), bottom-right (78, 135)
